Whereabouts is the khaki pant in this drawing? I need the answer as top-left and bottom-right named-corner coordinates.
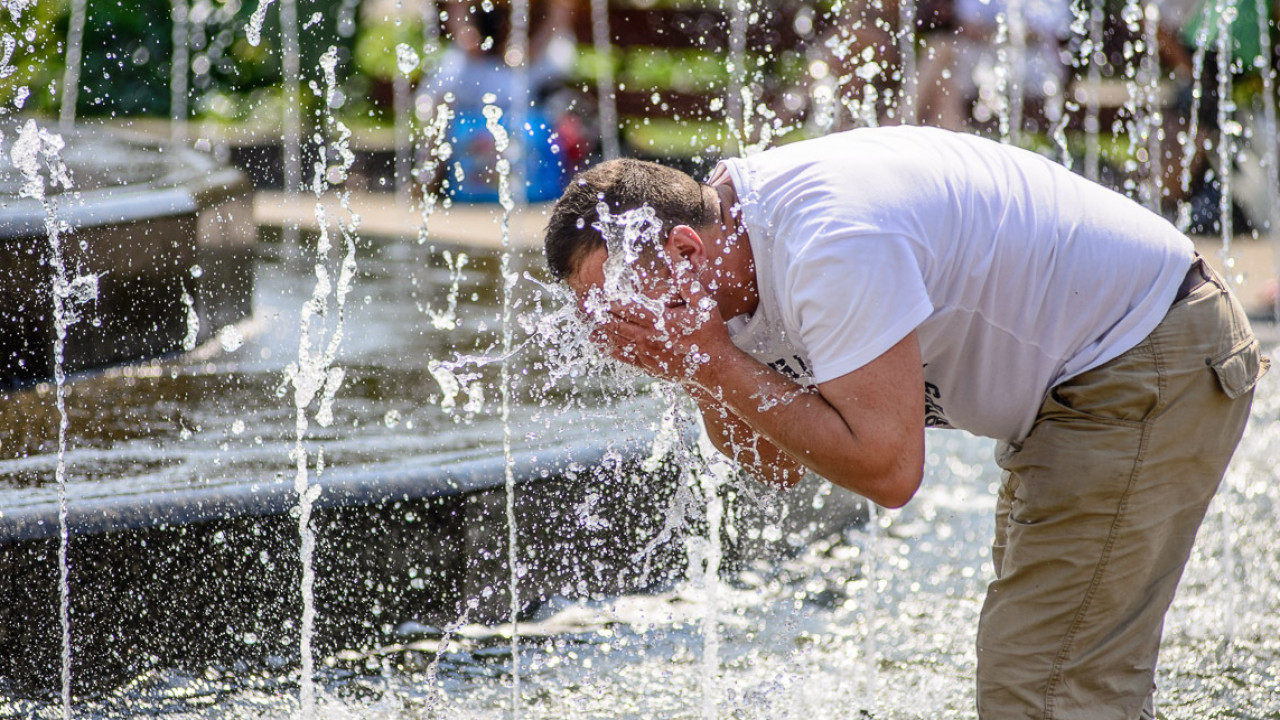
top-left (976, 265), bottom-right (1270, 720)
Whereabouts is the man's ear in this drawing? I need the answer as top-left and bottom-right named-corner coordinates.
top-left (666, 225), bottom-right (707, 265)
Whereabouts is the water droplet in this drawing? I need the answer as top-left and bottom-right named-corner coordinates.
top-left (395, 43), bottom-right (420, 75)
top-left (218, 325), bottom-right (244, 352)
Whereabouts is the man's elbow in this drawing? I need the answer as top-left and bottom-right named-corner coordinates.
top-left (869, 466), bottom-right (922, 509)
top-left (866, 429), bottom-right (925, 508)
top-left (835, 460), bottom-right (922, 509)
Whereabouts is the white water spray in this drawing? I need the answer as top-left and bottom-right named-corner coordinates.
top-left (13, 120), bottom-right (96, 720)
top-left (1140, 2), bottom-right (1162, 210)
top-left (1178, 2), bottom-right (1216, 232)
top-left (484, 97), bottom-right (523, 720)
top-left (1082, 0), bottom-right (1104, 180)
top-left (724, 0), bottom-right (749, 152)
top-left (245, 0), bottom-right (277, 47)
top-left (393, 11), bottom-right (418, 203)
top-left (589, 0), bottom-right (620, 160)
top-left (1215, 0), bottom-right (1238, 268)
top-left (414, 101), bottom-right (454, 245)
top-left (690, 430), bottom-right (729, 720)
top-left (170, 0), bottom-right (190, 146)
top-left (897, 0), bottom-right (918, 126)
top-left (282, 46), bottom-right (360, 720)
top-left (585, 203), bottom-right (669, 330)
top-left (282, 0), bottom-right (302, 202)
top-left (58, 0), bottom-right (86, 131)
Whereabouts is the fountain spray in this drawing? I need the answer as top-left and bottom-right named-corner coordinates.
top-left (170, 0), bottom-right (190, 147)
top-left (13, 120), bottom-right (96, 720)
top-left (484, 95), bottom-right (524, 719)
top-left (58, 0), bottom-right (86, 131)
top-left (281, 45), bottom-right (360, 719)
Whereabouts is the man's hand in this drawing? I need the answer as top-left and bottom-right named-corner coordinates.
top-left (591, 251), bottom-right (735, 387)
top-left (578, 229), bottom-right (924, 508)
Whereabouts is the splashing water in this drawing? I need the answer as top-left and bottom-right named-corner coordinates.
top-left (58, 0), bottom-right (86, 130)
top-left (589, 0), bottom-right (621, 160)
top-left (421, 250), bottom-right (470, 331)
top-left (1215, 0), bottom-right (1239, 270)
top-left (281, 45), bottom-right (360, 719)
top-left (393, 35), bottom-right (418, 201)
top-left (394, 42), bottom-right (420, 76)
top-left (7, 3), bottom-right (1280, 719)
top-left (170, 0), bottom-right (191, 145)
top-left (181, 291), bottom-right (200, 352)
top-left (245, 0), bottom-right (277, 47)
top-left (13, 119), bottom-right (99, 720)
top-left (690, 430), bottom-right (730, 720)
top-left (484, 95), bottom-right (524, 719)
top-left (414, 101), bottom-right (454, 244)
top-left (1, 0), bottom-right (36, 22)
top-left (584, 204), bottom-right (669, 331)
top-left (1082, 0), bottom-right (1104, 181)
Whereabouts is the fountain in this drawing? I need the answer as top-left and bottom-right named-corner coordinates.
top-left (0, 126), bottom-right (255, 388)
top-left (0, 1), bottom-right (1278, 718)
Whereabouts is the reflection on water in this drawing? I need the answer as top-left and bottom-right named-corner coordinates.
top-left (5, 365), bottom-right (1277, 719)
top-left (0, 230), bottom-right (645, 509)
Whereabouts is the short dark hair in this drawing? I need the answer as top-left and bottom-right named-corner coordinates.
top-left (543, 158), bottom-right (717, 281)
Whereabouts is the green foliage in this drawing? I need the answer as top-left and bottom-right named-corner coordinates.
top-left (0, 1), bottom-right (67, 117)
top-left (1, 0), bottom-right (360, 121)
top-left (77, 0), bottom-right (175, 116)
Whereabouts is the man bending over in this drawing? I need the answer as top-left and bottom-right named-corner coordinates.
top-left (543, 126), bottom-right (1268, 718)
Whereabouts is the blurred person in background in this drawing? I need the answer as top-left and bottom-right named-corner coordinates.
top-left (915, 0), bottom-right (1070, 132)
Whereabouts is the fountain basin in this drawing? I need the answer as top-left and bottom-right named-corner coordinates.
top-left (0, 223), bottom-right (868, 699)
top-left (0, 435), bottom-right (866, 697)
top-left (0, 126), bottom-right (254, 388)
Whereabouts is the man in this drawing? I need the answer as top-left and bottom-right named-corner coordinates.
top-left (543, 126), bottom-right (1268, 718)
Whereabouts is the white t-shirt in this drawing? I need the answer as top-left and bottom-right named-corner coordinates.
top-left (715, 127), bottom-right (1194, 442)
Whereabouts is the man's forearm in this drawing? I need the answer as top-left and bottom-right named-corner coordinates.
top-left (690, 386), bottom-right (808, 487)
top-left (685, 341), bottom-right (922, 508)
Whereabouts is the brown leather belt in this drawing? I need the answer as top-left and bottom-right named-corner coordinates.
top-left (1173, 256), bottom-right (1210, 304)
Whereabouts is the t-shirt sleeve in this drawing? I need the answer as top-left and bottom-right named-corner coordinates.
top-left (783, 232), bottom-right (933, 384)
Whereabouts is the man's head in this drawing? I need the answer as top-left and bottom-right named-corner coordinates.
top-left (543, 158), bottom-right (718, 284)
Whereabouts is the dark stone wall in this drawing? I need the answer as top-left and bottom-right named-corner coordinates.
top-left (0, 188), bottom-right (254, 388)
top-left (0, 456), bottom-right (864, 699)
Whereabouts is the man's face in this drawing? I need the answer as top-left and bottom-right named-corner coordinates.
top-left (566, 244), bottom-right (688, 325)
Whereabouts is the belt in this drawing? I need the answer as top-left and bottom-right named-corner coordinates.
top-left (1173, 256), bottom-right (1210, 304)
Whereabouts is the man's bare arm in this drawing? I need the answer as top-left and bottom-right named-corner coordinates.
top-left (691, 386), bottom-right (808, 488)
top-left (690, 334), bottom-right (924, 507)
top-left (600, 261), bottom-right (925, 507)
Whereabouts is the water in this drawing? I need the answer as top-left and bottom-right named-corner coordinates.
top-left (1082, 0), bottom-right (1104, 181)
top-left (588, 0), bottom-right (620, 161)
top-left (0, 229), bottom-right (644, 522)
top-left (1216, 0), bottom-right (1240, 267)
top-left (169, 0), bottom-right (190, 146)
top-left (8, 381), bottom-right (1277, 718)
top-left (6, 1), bottom-right (1280, 717)
top-left (10, 119), bottom-right (92, 720)
top-left (57, 0), bottom-right (86, 130)
top-left (483, 96), bottom-right (523, 718)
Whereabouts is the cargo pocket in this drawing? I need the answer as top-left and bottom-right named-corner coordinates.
top-left (1210, 337), bottom-right (1270, 399)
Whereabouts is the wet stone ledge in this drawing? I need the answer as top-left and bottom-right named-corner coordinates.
top-left (0, 126), bottom-right (254, 388)
top-left (0, 439), bottom-right (867, 698)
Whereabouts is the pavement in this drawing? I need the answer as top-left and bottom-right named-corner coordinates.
top-left (253, 190), bottom-right (552, 251)
top-left (1192, 235), bottom-right (1279, 323)
top-left (253, 189), bottom-right (1280, 332)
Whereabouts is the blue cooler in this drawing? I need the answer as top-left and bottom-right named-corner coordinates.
top-left (448, 109), bottom-right (566, 203)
